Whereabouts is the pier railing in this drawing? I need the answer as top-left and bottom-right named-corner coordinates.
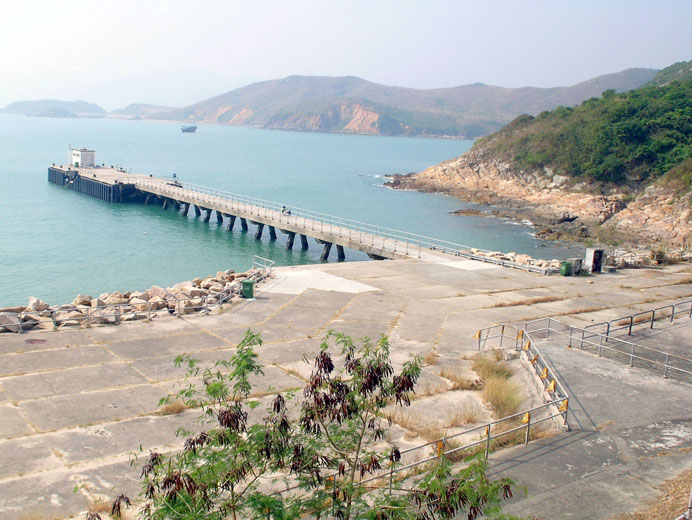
top-left (1, 256), bottom-right (275, 333)
top-left (132, 178), bottom-right (559, 275)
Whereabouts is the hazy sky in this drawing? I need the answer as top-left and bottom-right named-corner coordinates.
top-left (2, 0), bottom-right (691, 110)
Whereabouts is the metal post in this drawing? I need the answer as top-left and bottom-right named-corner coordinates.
top-left (628, 316), bottom-right (633, 335)
top-left (524, 416), bottom-right (531, 444)
top-left (664, 353), bottom-right (669, 378)
top-left (630, 344), bottom-right (635, 367)
top-left (605, 322), bottom-right (611, 343)
top-left (546, 317), bottom-right (551, 339)
top-left (485, 423), bottom-right (492, 459)
top-left (568, 327), bottom-right (573, 348)
top-left (651, 310), bottom-right (655, 329)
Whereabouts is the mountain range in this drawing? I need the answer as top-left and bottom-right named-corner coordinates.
top-left (0, 67), bottom-right (660, 138)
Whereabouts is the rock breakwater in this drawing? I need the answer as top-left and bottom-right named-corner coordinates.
top-left (0, 267), bottom-right (267, 333)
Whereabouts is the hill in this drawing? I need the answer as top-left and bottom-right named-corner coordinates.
top-left (111, 103), bottom-right (178, 116)
top-left (0, 99), bottom-right (105, 115)
top-left (648, 58), bottom-right (692, 87)
top-left (386, 76), bottom-right (692, 248)
top-left (148, 69), bottom-right (657, 138)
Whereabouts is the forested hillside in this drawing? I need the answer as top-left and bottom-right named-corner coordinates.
top-left (479, 80), bottom-right (692, 186)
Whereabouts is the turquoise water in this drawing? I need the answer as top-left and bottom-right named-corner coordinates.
top-left (0, 114), bottom-right (581, 307)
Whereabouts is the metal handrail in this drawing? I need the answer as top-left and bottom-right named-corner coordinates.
top-left (132, 177), bottom-right (558, 274)
top-left (1, 256), bottom-right (275, 333)
top-left (583, 299), bottom-right (692, 340)
top-left (525, 316), bottom-right (692, 380)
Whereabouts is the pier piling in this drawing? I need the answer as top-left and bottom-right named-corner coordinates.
top-left (300, 234), bottom-right (309, 250)
top-left (336, 245), bottom-right (345, 261)
top-left (182, 202), bottom-right (190, 216)
top-left (320, 242), bottom-right (333, 261)
top-left (254, 222), bottom-right (264, 240)
top-left (162, 198), bottom-right (169, 210)
top-left (240, 218), bottom-right (248, 232)
top-left (216, 211), bottom-right (223, 224)
top-left (226, 215), bottom-right (236, 231)
top-left (269, 226), bottom-right (277, 240)
top-left (286, 232), bottom-right (295, 250)
top-left (203, 208), bottom-right (212, 223)
top-left (194, 205), bottom-right (201, 217)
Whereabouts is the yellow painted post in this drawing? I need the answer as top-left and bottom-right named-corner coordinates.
top-left (522, 412), bottom-right (531, 444)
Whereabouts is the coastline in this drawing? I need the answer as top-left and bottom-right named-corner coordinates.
top-left (384, 147), bottom-right (692, 251)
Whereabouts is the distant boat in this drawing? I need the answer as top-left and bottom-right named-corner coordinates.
top-left (181, 125), bottom-right (197, 133)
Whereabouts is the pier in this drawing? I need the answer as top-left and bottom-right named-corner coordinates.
top-left (48, 163), bottom-right (556, 272)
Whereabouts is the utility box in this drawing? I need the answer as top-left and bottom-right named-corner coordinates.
top-left (567, 257), bottom-right (583, 275)
top-left (560, 262), bottom-right (572, 276)
top-left (584, 248), bottom-right (605, 273)
top-left (241, 279), bottom-right (255, 299)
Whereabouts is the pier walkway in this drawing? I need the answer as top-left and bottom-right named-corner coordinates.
top-left (48, 164), bottom-right (556, 273)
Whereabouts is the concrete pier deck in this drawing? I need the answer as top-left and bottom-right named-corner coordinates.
top-left (47, 165), bottom-right (558, 271)
top-left (1, 257), bottom-right (691, 519)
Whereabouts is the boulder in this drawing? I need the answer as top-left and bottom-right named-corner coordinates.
top-left (104, 292), bottom-right (129, 305)
top-left (225, 268), bottom-right (236, 275)
top-left (148, 296), bottom-right (167, 310)
top-left (207, 282), bottom-right (224, 293)
top-left (27, 297), bottom-right (50, 312)
top-left (148, 286), bottom-right (171, 300)
top-left (19, 312), bottom-right (41, 330)
top-left (192, 278), bottom-right (203, 287)
top-left (227, 274), bottom-right (235, 282)
top-left (129, 297), bottom-right (150, 312)
top-left (130, 291), bottom-right (150, 301)
top-left (189, 287), bottom-right (208, 298)
top-left (0, 313), bottom-right (22, 333)
top-left (55, 310), bottom-right (85, 324)
top-left (90, 298), bottom-right (106, 309)
top-left (0, 305), bottom-right (26, 314)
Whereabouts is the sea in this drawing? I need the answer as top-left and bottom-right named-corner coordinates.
top-left (0, 114), bottom-right (582, 307)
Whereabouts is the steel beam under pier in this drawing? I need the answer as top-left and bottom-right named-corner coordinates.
top-left (254, 222), bottom-right (264, 240)
top-left (216, 211), bottom-right (223, 224)
top-left (240, 218), bottom-right (248, 232)
top-left (226, 214), bottom-right (236, 231)
top-left (320, 242), bottom-right (332, 261)
top-left (286, 232), bottom-right (295, 250)
top-left (194, 205), bottom-right (201, 217)
top-left (268, 226), bottom-right (277, 240)
top-left (300, 234), bottom-right (308, 250)
top-left (336, 245), bottom-right (345, 261)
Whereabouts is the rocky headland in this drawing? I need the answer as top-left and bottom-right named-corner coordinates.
top-left (386, 147), bottom-right (692, 250)
top-left (0, 267), bottom-right (265, 333)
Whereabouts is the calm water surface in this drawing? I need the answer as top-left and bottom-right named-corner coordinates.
top-left (0, 115), bottom-right (581, 306)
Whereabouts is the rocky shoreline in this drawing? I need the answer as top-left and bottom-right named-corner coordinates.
top-left (0, 267), bottom-right (265, 333)
top-left (385, 147), bottom-right (692, 250)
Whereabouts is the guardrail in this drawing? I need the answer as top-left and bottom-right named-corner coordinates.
top-left (132, 178), bottom-right (558, 275)
top-left (271, 323), bottom-right (568, 500)
top-left (0, 256), bottom-right (275, 334)
top-left (525, 316), bottom-right (692, 381)
top-left (582, 299), bottom-right (692, 341)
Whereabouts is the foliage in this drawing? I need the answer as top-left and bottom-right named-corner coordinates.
top-left (648, 58), bottom-right (692, 87)
top-left (124, 331), bottom-right (518, 520)
top-left (479, 79), bottom-right (692, 185)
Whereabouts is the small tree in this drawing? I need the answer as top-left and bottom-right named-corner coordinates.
top-left (127, 331), bottom-right (517, 520)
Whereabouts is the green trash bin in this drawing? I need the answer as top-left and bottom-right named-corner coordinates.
top-left (560, 262), bottom-right (572, 276)
top-left (241, 279), bottom-right (255, 299)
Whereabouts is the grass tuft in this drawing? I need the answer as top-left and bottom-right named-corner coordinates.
top-left (482, 376), bottom-right (522, 418)
top-left (423, 350), bottom-right (439, 366)
top-left (158, 399), bottom-right (189, 415)
top-left (471, 354), bottom-right (512, 381)
top-left (489, 295), bottom-right (564, 308)
top-left (439, 368), bottom-right (480, 390)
